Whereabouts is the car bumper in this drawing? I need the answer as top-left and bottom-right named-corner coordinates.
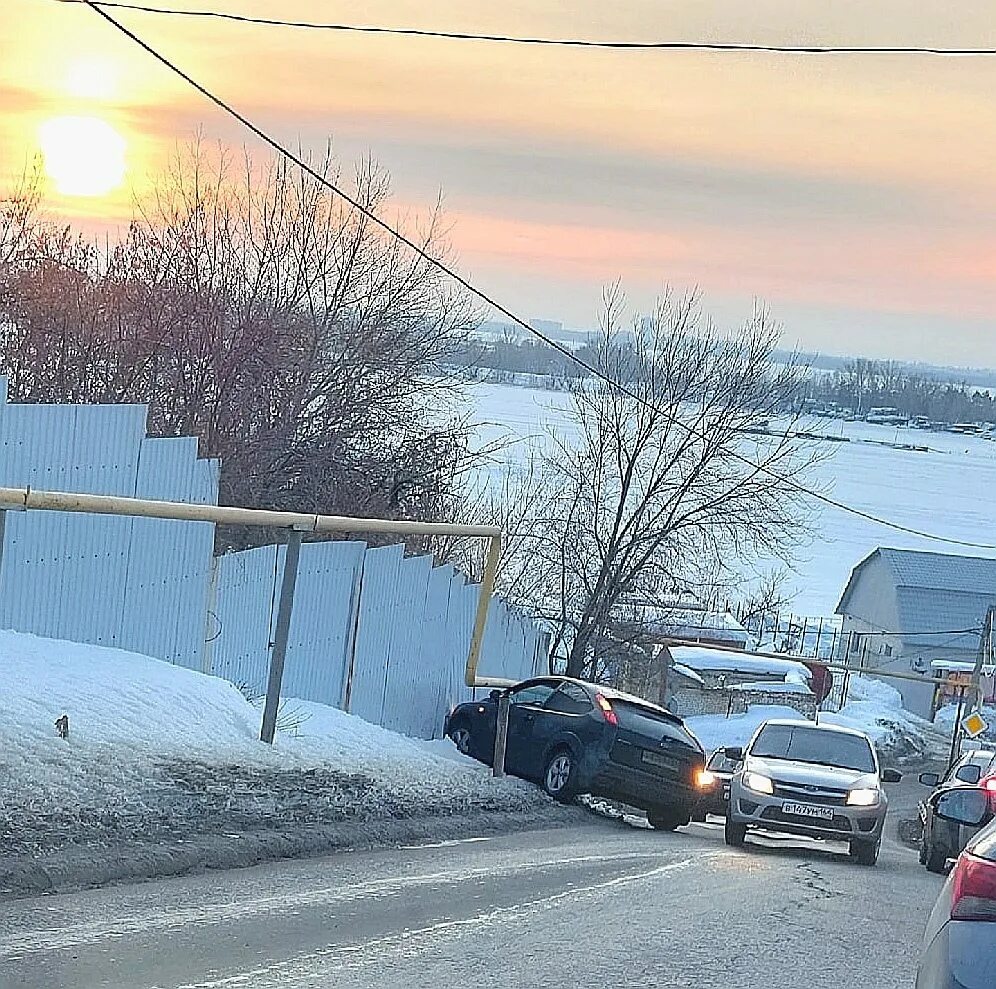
top-left (590, 764), bottom-right (699, 814)
top-left (729, 779), bottom-right (886, 841)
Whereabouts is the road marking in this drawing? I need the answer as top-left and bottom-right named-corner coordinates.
top-left (0, 850), bottom-right (677, 958)
top-left (397, 835), bottom-right (494, 850)
top-left (165, 852), bottom-right (731, 989)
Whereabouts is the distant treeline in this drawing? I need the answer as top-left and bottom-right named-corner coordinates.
top-left (807, 359), bottom-right (996, 423)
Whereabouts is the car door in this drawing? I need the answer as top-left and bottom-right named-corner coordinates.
top-left (503, 681), bottom-right (559, 780)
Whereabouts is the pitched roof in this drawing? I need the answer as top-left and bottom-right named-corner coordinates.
top-left (837, 547), bottom-right (996, 649)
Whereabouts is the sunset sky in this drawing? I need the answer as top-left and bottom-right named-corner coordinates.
top-left (5, 0), bottom-right (996, 364)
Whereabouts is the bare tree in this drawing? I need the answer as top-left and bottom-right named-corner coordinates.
top-left (0, 142), bottom-right (482, 546)
top-left (528, 285), bottom-right (820, 679)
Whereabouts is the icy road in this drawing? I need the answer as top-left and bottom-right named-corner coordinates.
top-left (0, 814), bottom-right (943, 989)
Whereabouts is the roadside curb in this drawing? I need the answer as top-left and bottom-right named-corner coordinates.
top-left (0, 805), bottom-right (587, 901)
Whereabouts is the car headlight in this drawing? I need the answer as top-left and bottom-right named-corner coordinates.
top-left (744, 772), bottom-right (773, 795)
top-left (846, 787), bottom-right (880, 807)
top-left (696, 770), bottom-right (717, 788)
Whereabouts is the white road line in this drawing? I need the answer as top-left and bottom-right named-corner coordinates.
top-left (0, 850), bottom-right (671, 958)
top-left (166, 852), bottom-right (732, 989)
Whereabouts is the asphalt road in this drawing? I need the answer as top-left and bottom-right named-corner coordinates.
top-left (0, 802), bottom-right (944, 989)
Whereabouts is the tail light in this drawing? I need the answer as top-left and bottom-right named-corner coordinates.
top-left (595, 693), bottom-right (618, 726)
top-left (982, 775), bottom-right (996, 811)
top-left (950, 852), bottom-right (996, 921)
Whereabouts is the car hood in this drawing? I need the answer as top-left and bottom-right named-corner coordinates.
top-left (746, 756), bottom-right (876, 789)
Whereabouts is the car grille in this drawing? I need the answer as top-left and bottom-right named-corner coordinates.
top-left (771, 780), bottom-right (849, 807)
top-left (760, 806), bottom-right (853, 832)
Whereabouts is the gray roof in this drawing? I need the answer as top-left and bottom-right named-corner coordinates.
top-left (837, 548), bottom-right (996, 650)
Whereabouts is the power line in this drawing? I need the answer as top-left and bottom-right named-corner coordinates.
top-left (59, 0), bottom-right (996, 57)
top-left (81, 1), bottom-right (996, 552)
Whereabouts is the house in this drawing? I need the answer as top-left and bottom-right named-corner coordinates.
top-left (835, 547), bottom-right (996, 718)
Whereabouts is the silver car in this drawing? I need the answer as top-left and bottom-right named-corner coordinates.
top-left (723, 718), bottom-right (903, 866)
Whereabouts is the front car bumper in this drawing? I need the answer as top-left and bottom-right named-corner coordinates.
top-left (729, 777), bottom-right (887, 842)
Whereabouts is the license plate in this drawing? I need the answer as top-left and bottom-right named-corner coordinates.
top-left (641, 750), bottom-right (672, 769)
top-left (782, 801), bottom-right (834, 820)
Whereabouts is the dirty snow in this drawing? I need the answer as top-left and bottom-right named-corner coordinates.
top-left (0, 630), bottom-right (547, 858)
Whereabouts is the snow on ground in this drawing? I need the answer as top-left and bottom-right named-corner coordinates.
top-left (0, 630), bottom-right (547, 858)
top-left (685, 676), bottom-right (949, 764)
top-left (467, 381), bottom-right (996, 614)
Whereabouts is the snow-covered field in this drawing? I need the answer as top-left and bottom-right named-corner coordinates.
top-left (0, 630), bottom-right (548, 861)
top-left (466, 381), bottom-right (996, 615)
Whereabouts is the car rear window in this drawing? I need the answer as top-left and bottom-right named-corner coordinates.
top-left (614, 701), bottom-right (697, 748)
top-left (750, 724), bottom-right (875, 773)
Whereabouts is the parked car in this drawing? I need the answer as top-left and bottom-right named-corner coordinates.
top-left (919, 749), bottom-right (996, 874)
top-left (693, 748), bottom-right (740, 820)
top-left (723, 718), bottom-right (902, 865)
top-left (916, 787), bottom-right (996, 989)
top-left (445, 676), bottom-right (706, 830)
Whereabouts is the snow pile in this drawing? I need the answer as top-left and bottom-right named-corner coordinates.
top-left (685, 704), bottom-right (804, 753)
top-left (0, 630), bottom-right (547, 857)
top-left (822, 676), bottom-right (947, 763)
top-left (935, 702), bottom-right (996, 745)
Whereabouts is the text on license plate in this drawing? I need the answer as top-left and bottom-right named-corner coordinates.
top-left (641, 750), bottom-right (672, 769)
top-left (782, 801), bottom-right (834, 820)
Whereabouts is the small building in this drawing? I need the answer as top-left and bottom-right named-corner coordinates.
top-left (835, 547), bottom-right (996, 718)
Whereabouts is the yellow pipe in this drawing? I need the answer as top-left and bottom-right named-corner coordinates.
top-left (465, 533), bottom-right (502, 686)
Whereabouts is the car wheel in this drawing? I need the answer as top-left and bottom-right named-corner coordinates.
top-left (448, 720), bottom-right (472, 756)
top-left (849, 838), bottom-right (880, 867)
top-left (648, 809), bottom-right (686, 831)
top-left (542, 749), bottom-right (579, 803)
top-left (724, 818), bottom-right (747, 847)
top-left (924, 838), bottom-right (948, 874)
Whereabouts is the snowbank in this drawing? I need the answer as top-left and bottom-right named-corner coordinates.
top-left (686, 705), bottom-right (804, 753)
top-left (0, 630), bottom-right (549, 861)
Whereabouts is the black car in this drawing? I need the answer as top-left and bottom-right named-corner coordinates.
top-left (445, 676), bottom-right (706, 830)
top-left (916, 787), bottom-right (996, 989)
top-left (919, 749), bottom-right (996, 874)
top-left (692, 748), bottom-right (740, 820)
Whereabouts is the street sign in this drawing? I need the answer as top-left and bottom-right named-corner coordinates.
top-left (962, 710), bottom-right (989, 739)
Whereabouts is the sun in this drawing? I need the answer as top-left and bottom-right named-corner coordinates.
top-left (38, 115), bottom-right (127, 198)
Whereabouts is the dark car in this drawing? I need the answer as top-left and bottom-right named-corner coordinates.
top-left (693, 748), bottom-right (740, 820)
top-left (919, 749), bottom-right (996, 874)
top-left (916, 787), bottom-right (996, 989)
top-left (445, 676), bottom-right (706, 830)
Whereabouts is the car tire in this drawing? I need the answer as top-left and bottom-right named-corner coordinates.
top-left (924, 838), bottom-right (948, 874)
top-left (724, 818), bottom-right (747, 847)
top-left (542, 748), bottom-right (579, 803)
top-left (849, 838), bottom-right (880, 867)
top-left (648, 809), bottom-right (686, 831)
top-left (447, 719), bottom-right (473, 757)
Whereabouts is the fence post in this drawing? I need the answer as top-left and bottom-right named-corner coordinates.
top-left (493, 691), bottom-right (511, 778)
top-left (814, 617), bottom-right (824, 658)
top-left (260, 529), bottom-right (304, 744)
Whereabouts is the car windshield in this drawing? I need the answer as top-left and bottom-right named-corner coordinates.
top-left (750, 725), bottom-right (876, 772)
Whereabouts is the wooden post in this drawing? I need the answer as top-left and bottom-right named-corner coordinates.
top-left (492, 692), bottom-right (511, 778)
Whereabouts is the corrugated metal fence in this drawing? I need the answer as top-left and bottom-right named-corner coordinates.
top-left (0, 382), bottom-right (547, 738)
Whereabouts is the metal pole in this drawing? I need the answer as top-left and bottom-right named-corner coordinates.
top-left (465, 534), bottom-right (502, 686)
top-left (260, 529), bottom-right (304, 744)
top-left (814, 617), bottom-right (824, 659)
top-left (947, 686), bottom-right (967, 772)
top-left (492, 691), bottom-right (511, 778)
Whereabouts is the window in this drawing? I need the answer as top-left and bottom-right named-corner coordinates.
top-left (545, 683), bottom-right (592, 715)
top-left (849, 633), bottom-right (862, 654)
top-left (508, 683), bottom-right (557, 708)
top-left (946, 751), bottom-right (996, 784)
top-left (883, 644), bottom-right (893, 657)
top-left (749, 725), bottom-right (876, 773)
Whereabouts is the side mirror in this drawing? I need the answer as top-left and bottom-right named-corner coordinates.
top-left (955, 764), bottom-right (983, 785)
top-left (934, 787), bottom-right (989, 827)
top-left (724, 746), bottom-right (744, 762)
top-left (918, 772), bottom-right (941, 788)
top-left (881, 768), bottom-right (903, 784)
top-left (489, 689), bottom-right (502, 702)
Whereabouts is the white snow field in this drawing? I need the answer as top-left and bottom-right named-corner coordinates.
top-left (0, 630), bottom-right (548, 860)
top-left (467, 381), bottom-right (996, 615)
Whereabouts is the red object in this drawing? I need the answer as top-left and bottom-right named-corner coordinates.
top-left (950, 852), bottom-right (996, 921)
top-left (982, 774), bottom-right (996, 812)
top-left (804, 662), bottom-right (833, 704)
top-left (595, 693), bottom-right (619, 726)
